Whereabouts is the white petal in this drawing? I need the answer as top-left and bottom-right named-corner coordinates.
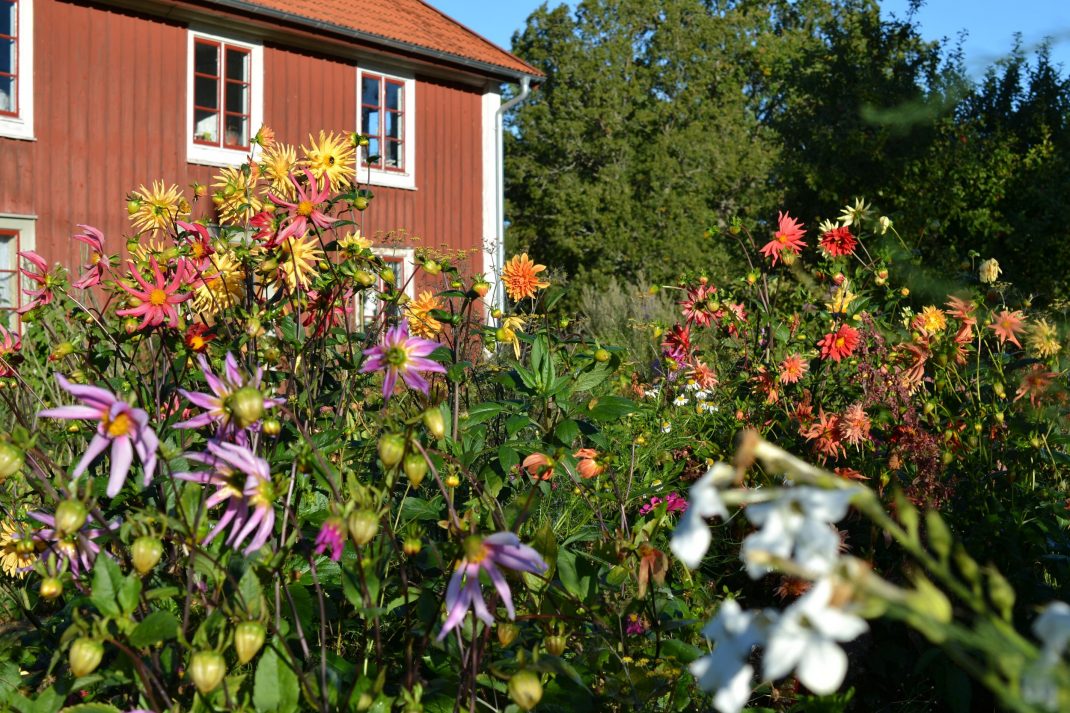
top-left (796, 486), bottom-right (855, 523)
top-left (811, 606), bottom-right (868, 642)
top-left (762, 621), bottom-right (806, 682)
top-left (795, 638), bottom-right (848, 695)
top-left (670, 509), bottom-right (712, 569)
top-left (713, 663), bottom-right (754, 713)
top-left (791, 520), bottom-right (841, 576)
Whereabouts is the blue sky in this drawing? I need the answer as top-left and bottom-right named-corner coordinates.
top-left (432, 0), bottom-right (1070, 77)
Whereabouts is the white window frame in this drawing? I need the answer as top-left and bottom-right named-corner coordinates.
top-left (186, 27), bottom-right (263, 168)
top-left (0, 214), bottom-right (36, 329)
top-left (0, 0), bottom-right (35, 141)
top-left (359, 247), bottom-right (416, 323)
top-left (356, 65), bottom-right (416, 190)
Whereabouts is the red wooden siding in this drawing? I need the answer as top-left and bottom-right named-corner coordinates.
top-left (0, 0), bottom-right (486, 285)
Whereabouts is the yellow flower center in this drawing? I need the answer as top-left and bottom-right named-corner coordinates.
top-left (297, 200), bottom-right (314, 217)
top-left (149, 289), bottom-right (168, 306)
top-left (104, 411), bottom-right (134, 437)
top-left (90, 253), bottom-right (103, 265)
top-left (835, 337), bottom-right (845, 349)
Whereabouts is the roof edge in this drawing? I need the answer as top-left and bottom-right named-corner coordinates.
top-left (203, 0), bottom-right (544, 82)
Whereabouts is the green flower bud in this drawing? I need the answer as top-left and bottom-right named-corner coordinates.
top-left (234, 621), bottom-right (266, 664)
top-left (544, 634), bottom-right (566, 657)
top-left (40, 576), bottom-right (63, 600)
top-left (131, 536), bottom-right (163, 575)
top-left (347, 510), bottom-right (379, 547)
top-left (497, 622), bottom-right (519, 647)
top-left (189, 650), bottom-right (227, 695)
top-left (69, 638), bottom-right (104, 678)
top-left (378, 433), bottom-right (405, 467)
top-left (508, 670), bottom-right (543, 711)
top-left (403, 452), bottom-right (429, 488)
top-left (55, 500), bottom-right (88, 537)
top-left (227, 387), bottom-right (264, 429)
top-left (0, 441), bottom-right (24, 480)
top-left (423, 408), bottom-right (446, 440)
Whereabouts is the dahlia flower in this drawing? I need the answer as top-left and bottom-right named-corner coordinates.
top-left (818, 225), bottom-right (857, 258)
top-left (115, 257), bottom-right (190, 331)
top-left (17, 250), bottom-right (55, 314)
top-left (30, 511), bottom-right (117, 577)
top-left (38, 375), bottom-right (159, 497)
top-left (501, 253), bottom-right (550, 302)
top-left (989, 309), bottom-right (1027, 349)
top-left (759, 212), bottom-right (806, 266)
top-left (270, 169), bottom-right (336, 245)
top-left (817, 324), bottom-right (861, 362)
top-left (437, 532), bottom-right (548, 640)
top-left (302, 130), bottom-right (355, 191)
top-left (314, 517), bottom-right (346, 561)
top-left (361, 321), bottom-right (446, 401)
top-left (71, 225), bottom-right (107, 290)
top-left (175, 353), bottom-right (283, 441)
top-left (0, 324), bottom-right (20, 377)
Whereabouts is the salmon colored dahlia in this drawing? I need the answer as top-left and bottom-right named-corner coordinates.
top-left (759, 211), bottom-right (807, 266)
top-left (501, 253), bottom-right (549, 301)
top-left (574, 448), bottom-right (605, 479)
top-left (779, 353), bottom-right (809, 384)
top-left (817, 324), bottom-right (861, 362)
top-left (989, 309), bottom-right (1027, 349)
top-left (818, 226), bottom-right (857, 258)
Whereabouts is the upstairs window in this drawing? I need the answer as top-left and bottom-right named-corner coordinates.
top-left (0, 0), bottom-right (33, 140)
top-left (187, 29), bottom-right (262, 167)
top-left (357, 67), bottom-right (416, 190)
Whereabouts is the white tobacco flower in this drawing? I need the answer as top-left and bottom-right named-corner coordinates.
top-left (740, 487), bottom-right (855, 579)
top-left (1022, 650), bottom-right (1062, 711)
top-left (670, 463), bottom-right (733, 568)
top-left (690, 599), bottom-right (766, 713)
top-left (1034, 601), bottom-right (1070, 655)
top-left (763, 578), bottom-right (868, 695)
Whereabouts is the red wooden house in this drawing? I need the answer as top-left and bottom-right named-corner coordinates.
top-left (0, 0), bottom-right (540, 325)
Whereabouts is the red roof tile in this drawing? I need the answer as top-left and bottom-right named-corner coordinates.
top-left (232, 0), bottom-right (541, 78)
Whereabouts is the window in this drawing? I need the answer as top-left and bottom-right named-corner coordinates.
top-left (359, 247), bottom-right (415, 323)
top-left (0, 0), bottom-right (33, 140)
top-left (0, 215), bottom-right (35, 329)
top-left (357, 67), bottom-right (416, 190)
top-left (187, 29), bottom-right (263, 167)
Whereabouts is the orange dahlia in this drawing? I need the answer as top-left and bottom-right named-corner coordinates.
top-left (501, 253), bottom-right (550, 301)
top-left (405, 290), bottom-right (444, 339)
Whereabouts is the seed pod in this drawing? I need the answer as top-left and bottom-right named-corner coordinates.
top-left (347, 510), bottom-right (379, 547)
top-left (508, 670), bottom-right (543, 711)
top-left (131, 536), bottom-right (164, 575)
top-left (354, 269), bottom-right (377, 288)
top-left (234, 621), bottom-right (266, 664)
top-left (262, 418), bottom-right (282, 437)
top-left (54, 500), bottom-right (88, 537)
top-left (402, 536), bottom-right (422, 557)
top-left (69, 638), bottom-right (104, 678)
top-left (227, 387), bottom-right (264, 429)
top-left (189, 650), bottom-right (227, 695)
top-left (544, 634), bottom-right (566, 657)
top-left (593, 348), bottom-right (611, 363)
top-left (422, 408), bottom-right (446, 440)
top-left (378, 434), bottom-right (406, 467)
top-left (0, 441), bottom-right (24, 480)
top-left (403, 452), bottom-right (429, 488)
top-left (497, 622), bottom-right (519, 647)
top-left (40, 576), bottom-right (63, 600)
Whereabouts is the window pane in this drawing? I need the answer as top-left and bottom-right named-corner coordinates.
top-left (385, 140), bottom-right (401, 168)
top-left (0, 75), bottom-right (12, 114)
top-left (0, 3), bottom-right (13, 38)
top-left (194, 109), bottom-right (218, 143)
top-left (385, 112), bottom-right (401, 140)
top-left (0, 271), bottom-right (15, 312)
top-left (0, 231), bottom-right (14, 270)
top-left (195, 75), bottom-right (218, 109)
top-left (225, 48), bottom-right (248, 83)
top-left (362, 76), bottom-right (380, 106)
top-left (385, 82), bottom-right (402, 111)
top-left (361, 107), bottom-right (379, 136)
top-left (0, 37), bottom-right (13, 75)
top-left (366, 137), bottom-right (380, 165)
top-left (224, 115), bottom-right (247, 148)
top-left (195, 42), bottom-right (218, 76)
top-left (225, 81), bottom-right (247, 114)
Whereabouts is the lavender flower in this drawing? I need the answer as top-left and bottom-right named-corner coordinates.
top-left (361, 321), bottom-right (446, 401)
top-left (437, 532), bottom-right (548, 641)
top-left (314, 517), bottom-right (346, 561)
top-left (30, 511), bottom-right (117, 577)
top-left (175, 353), bottom-right (283, 441)
top-left (38, 374), bottom-right (159, 497)
top-left (175, 442), bottom-right (276, 555)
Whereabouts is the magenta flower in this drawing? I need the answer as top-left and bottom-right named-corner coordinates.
top-left (0, 323), bottom-right (20, 377)
top-left (115, 257), bottom-right (190, 330)
top-left (30, 511), bottom-right (117, 577)
top-left (175, 353), bottom-right (283, 441)
top-left (175, 220), bottom-right (215, 279)
top-left (437, 532), bottom-right (548, 641)
top-left (625, 613), bottom-right (649, 636)
top-left (269, 170), bottom-right (335, 245)
top-left (361, 321), bottom-right (446, 401)
top-left (175, 441), bottom-right (276, 555)
top-left (71, 225), bottom-right (107, 290)
top-left (38, 375), bottom-right (159, 497)
top-left (314, 517), bottom-right (346, 561)
top-left (17, 250), bottom-right (55, 314)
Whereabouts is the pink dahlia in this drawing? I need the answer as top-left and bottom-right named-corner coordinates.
top-left (759, 211), bottom-right (807, 266)
top-left (361, 321), bottom-right (446, 401)
top-left (30, 510), bottom-right (117, 577)
top-left (269, 170), bottom-right (336, 246)
top-left (0, 323), bottom-right (20, 377)
top-left (175, 353), bottom-right (283, 441)
top-left (115, 258), bottom-right (190, 330)
top-left (17, 250), bottom-right (55, 314)
top-left (71, 225), bottom-right (108, 290)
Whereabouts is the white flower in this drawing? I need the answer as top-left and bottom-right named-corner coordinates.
top-left (740, 487), bottom-right (855, 579)
top-left (661, 420), bottom-right (672, 433)
top-left (690, 599), bottom-right (765, 713)
top-left (673, 395), bottom-right (689, 407)
top-left (837, 197), bottom-right (870, 227)
top-left (1034, 601), bottom-right (1070, 655)
top-left (1022, 650), bottom-right (1062, 711)
top-left (670, 464), bottom-right (733, 568)
top-left (878, 216), bottom-right (893, 234)
top-left (818, 218), bottom-right (839, 234)
top-left (763, 578), bottom-right (868, 695)
top-left (694, 390), bottom-right (710, 401)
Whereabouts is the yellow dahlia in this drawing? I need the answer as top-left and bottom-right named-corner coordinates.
top-left (260, 143), bottom-right (299, 199)
top-left (276, 233), bottom-right (324, 292)
top-left (1, 520), bottom-right (38, 578)
top-left (405, 291), bottom-right (444, 339)
top-left (129, 181), bottom-right (187, 233)
top-left (497, 315), bottom-right (526, 359)
top-left (191, 248), bottom-right (246, 315)
top-left (302, 130), bottom-right (355, 191)
top-left (212, 167), bottom-right (263, 224)
top-left (825, 282), bottom-right (856, 315)
top-left (1028, 318), bottom-right (1062, 358)
top-left (915, 305), bottom-right (947, 334)
top-left (338, 231), bottom-right (372, 259)
top-left (501, 253), bottom-right (550, 302)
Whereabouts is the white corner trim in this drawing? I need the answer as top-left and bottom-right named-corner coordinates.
top-left (481, 88), bottom-right (501, 321)
top-left (359, 246), bottom-right (416, 323)
top-left (356, 65), bottom-right (416, 190)
top-left (0, 0), bottom-right (34, 141)
top-left (185, 27), bottom-right (264, 168)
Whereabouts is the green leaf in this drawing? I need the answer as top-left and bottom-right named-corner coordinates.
top-left (128, 611), bottom-right (179, 648)
top-left (556, 549), bottom-right (591, 600)
top-left (661, 638), bottom-right (702, 665)
top-left (117, 574), bottom-right (142, 615)
top-left (463, 402), bottom-right (508, 427)
top-left (254, 646), bottom-right (300, 713)
top-left (238, 566), bottom-right (264, 619)
top-left (553, 419), bottom-right (580, 446)
top-left (585, 396), bottom-right (636, 421)
top-left (59, 705), bottom-right (123, 713)
top-left (497, 446), bottom-right (519, 475)
top-left (572, 364), bottom-right (611, 393)
top-left (90, 556), bottom-right (123, 618)
top-left (401, 496), bottom-right (443, 522)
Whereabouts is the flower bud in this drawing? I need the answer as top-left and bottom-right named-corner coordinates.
top-left (402, 536), bottom-right (422, 556)
top-left (593, 348), bottom-right (611, 363)
top-left (508, 670), bottom-right (543, 711)
top-left (422, 260), bottom-right (441, 275)
top-left (54, 500), bottom-right (88, 537)
top-left (445, 473), bottom-right (460, 488)
top-left (234, 621), bottom-right (266, 664)
top-left (354, 197), bottom-right (370, 212)
top-left (347, 510), bottom-right (379, 547)
top-left (127, 199), bottom-right (142, 215)
top-left (472, 280), bottom-right (490, 298)
top-left (422, 408), bottom-right (446, 440)
top-left (403, 452), bottom-right (429, 488)
top-left (978, 258), bottom-right (1001, 285)
top-left (491, 308), bottom-right (503, 319)
top-left (69, 638), bottom-right (104, 678)
top-left (378, 434), bottom-right (406, 467)
top-left (544, 634), bottom-right (566, 657)
top-left (497, 622), bottom-right (519, 647)
top-left (190, 650), bottom-right (227, 694)
top-left (354, 269), bottom-right (377, 288)
top-left (40, 576), bottom-right (63, 600)
top-left (227, 387), bottom-right (264, 429)
top-left (0, 441), bottom-right (24, 480)
top-left (261, 417), bottom-right (281, 437)
top-left (131, 536), bottom-right (164, 575)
